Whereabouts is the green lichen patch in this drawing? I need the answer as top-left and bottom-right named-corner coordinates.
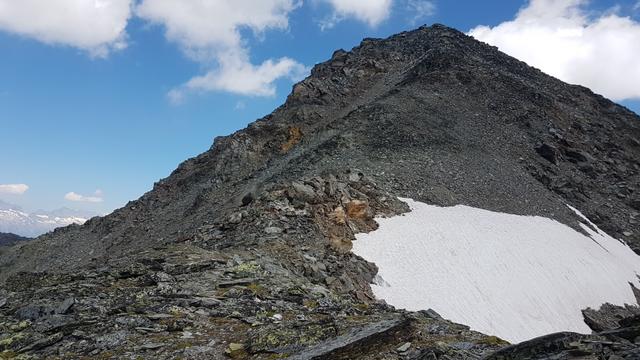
top-left (230, 262), bottom-right (262, 278)
top-left (478, 335), bottom-right (510, 346)
top-left (248, 324), bottom-right (338, 354)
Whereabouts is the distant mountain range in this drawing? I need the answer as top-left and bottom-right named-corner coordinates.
top-left (0, 200), bottom-right (98, 237)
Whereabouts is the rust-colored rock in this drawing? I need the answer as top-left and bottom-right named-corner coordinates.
top-left (330, 206), bottom-right (347, 225)
top-left (281, 126), bottom-right (303, 153)
top-left (346, 200), bottom-right (370, 220)
top-left (329, 234), bottom-right (353, 253)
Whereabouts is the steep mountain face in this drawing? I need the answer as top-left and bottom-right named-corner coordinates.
top-left (1, 25), bottom-right (639, 359)
top-left (0, 232), bottom-right (30, 247)
top-left (0, 201), bottom-right (95, 238)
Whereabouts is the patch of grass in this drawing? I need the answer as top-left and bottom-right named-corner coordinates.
top-left (353, 303), bottom-right (369, 312)
top-left (169, 306), bottom-right (184, 317)
top-left (8, 322), bottom-right (29, 333)
top-left (246, 283), bottom-right (269, 299)
top-left (0, 350), bottom-right (18, 359)
top-left (251, 325), bottom-right (337, 353)
top-left (303, 299), bottom-right (318, 309)
top-left (0, 333), bottom-right (26, 350)
top-left (478, 336), bottom-right (510, 346)
top-left (174, 340), bottom-right (195, 350)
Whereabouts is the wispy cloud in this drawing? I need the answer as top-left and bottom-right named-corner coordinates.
top-left (407, 0), bottom-right (436, 24)
top-left (470, 0), bottom-right (640, 101)
top-left (64, 190), bottom-right (104, 203)
top-left (0, 184), bottom-right (29, 195)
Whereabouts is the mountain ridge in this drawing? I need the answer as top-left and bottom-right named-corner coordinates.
top-left (3, 24), bottom-right (639, 278)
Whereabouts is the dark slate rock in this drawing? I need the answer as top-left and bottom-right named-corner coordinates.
top-left (15, 304), bottom-right (51, 320)
top-left (290, 317), bottom-right (410, 359)
top-left (583, 303), bottom-right (640, 332)
top-left (55, 298), bottom-right (75, 315)
top-left (535, 143), bottom-right (560, 164)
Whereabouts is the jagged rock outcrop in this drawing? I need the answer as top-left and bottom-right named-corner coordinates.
top-left (488, 305), bottom-right (640, 360)
top-left (583, 303), bottom-right (640, 333)
top-left (1, 24), bottom-right (639, 358)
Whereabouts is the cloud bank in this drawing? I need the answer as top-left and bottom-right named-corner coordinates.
top-left (137, 0), bottom-right (307, 100)
top-left (469, 0), bottom-right (640, 101)
top-left (0, 184), bottom-right (29, 195)
top-left (65, 190), bottom-right (104, 203)
top-left (0, 0), bottom-right (133, 58)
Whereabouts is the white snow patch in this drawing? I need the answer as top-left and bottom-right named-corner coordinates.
top-left (352, 198), bottom-right (640, 343)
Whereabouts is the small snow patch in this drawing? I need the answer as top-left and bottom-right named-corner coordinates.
top-left (352, 198), bottom-right (640, 343)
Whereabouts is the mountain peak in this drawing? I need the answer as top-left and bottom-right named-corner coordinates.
top-left (3, 23), bottom-right (638, 273)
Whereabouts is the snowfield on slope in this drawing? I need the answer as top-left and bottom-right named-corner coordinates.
top-left (352, 198), bottom-right (640, 343)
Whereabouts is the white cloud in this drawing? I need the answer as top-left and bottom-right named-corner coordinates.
top-left (137, 0), bottom-right (307, 99)
top-left (0, 0), bottom-right (133, 58)
top-left (170, 54), bottom-right (308, 101)
top-left (407, 0), bottom-right (436, 24)
top-left (0, 184), bottom-right (29, 195)
top-left (64, 190), bottom-right (104, 203)
top-left (319, 0), bottom-right (393, 29)
top-left (469, 0), bottom-right (640, 101)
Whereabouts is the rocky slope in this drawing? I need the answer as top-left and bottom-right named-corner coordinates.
top-left (0, 233), bottom-right (29, 247)
top-left (1, 24), bottom-right (639, 359)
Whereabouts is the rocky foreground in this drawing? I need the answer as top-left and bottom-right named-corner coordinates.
top-left (1, 24), bottom-right (640, 359)
top-left (2, 174), bottom-right (640, 359)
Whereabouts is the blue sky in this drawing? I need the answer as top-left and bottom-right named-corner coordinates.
top-left (1, 0), bottom-right (639, 214)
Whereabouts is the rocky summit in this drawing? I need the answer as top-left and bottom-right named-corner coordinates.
top-left (1, 24), bottom-right (640, 359)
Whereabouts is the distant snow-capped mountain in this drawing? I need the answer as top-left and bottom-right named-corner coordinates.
top-left (0, 201), bottom-right (98, 237)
